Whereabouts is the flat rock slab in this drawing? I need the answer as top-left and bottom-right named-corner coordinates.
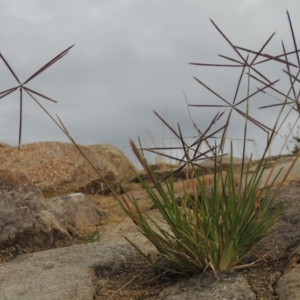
top-left (0, 241), bottom-right (138, 300)
top-left (276, 244), bottom-right (300, 300)
top-left (158, 271), bottom-right (255, 300)
top-left (0, 238), bottom-right (257, 300)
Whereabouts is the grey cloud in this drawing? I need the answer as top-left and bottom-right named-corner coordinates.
top-left (1, 1), bottom-right (300, 165)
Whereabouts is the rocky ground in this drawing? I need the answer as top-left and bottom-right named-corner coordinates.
top-left (1, 178), bottom-right (300, 299)
top-left (1, 143), bottom-right (300, 299)
top-left (88, 179), bottom-right (300, 300)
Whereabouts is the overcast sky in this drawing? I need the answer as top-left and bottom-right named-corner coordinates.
top-left (1, 1), bottom-right (300, 165)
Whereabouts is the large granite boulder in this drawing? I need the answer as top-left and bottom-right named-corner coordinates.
top-left (0, 169), bottom-right (70, 250)
top-left (88, 144), bottom-right (137, 182)
top-left (0, 142), bottom-right (11, 148)
top-left (0, 142), bottom-right (119, 197)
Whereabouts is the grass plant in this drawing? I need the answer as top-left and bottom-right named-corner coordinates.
top-left (1, 10), bottom-right (300, 278)
top-left (87, 226), bottom-right (102, 243)
top-left (120, 142), bottom-right (283, 276)
top-left (116, 11), bottom-right (300, 276)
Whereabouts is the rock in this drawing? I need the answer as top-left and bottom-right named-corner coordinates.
top-left (0, 169), bottom-right (70, 250)
top-left (150, 163), bottom-right (179, 171)
top-left (0, 142), bottom-right (11, 148)
top-left (157, 271), bottom-right (256, 300)
top-left (276, 244), bottom-right (300, 300)
top-left (132, 163), bottom-right (188, 183)
top-left (89, 144), bottom-right (137, 182)
top-left (199, 155), bottom-right (250, 169)
top-left (0, 141), bottom-right (119, 197)
top-left (132, 158), bottom-right (240, 184)
top-left (0, 241), bottom-right (138, 300)
top-left (134, 169), bottom-right (187, 182)
top-left (47, 193), bottom-right (108, 234)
